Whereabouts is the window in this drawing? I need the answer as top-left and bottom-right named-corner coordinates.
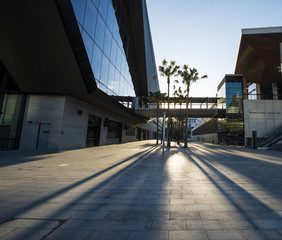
top-left (114, 69), bottom-right (120, 95)
top-left (95, 14), bottom-right (106, 49)
top-left (106, 2), bottom-right (115, 31)
top-left (108, 63), bottom-right (115, 92)
top-left (93, 0), bottom-right (99, 8)
top-left (100, 54), bottom-right (110, 86)
top-left (112, 19), bottom-right (119, 42)
top-left (71, 0), bottom-right (86, 25)
top-left (116, 47), bottom-right (122, 72)
top-left (82, 31), bottom-right (93, 62)
top-left (110, 39), bottom-right (118, 65)
top-left (98, 0), bottom-right (109, 19)
top-left (91, 43), bottom-right (103, 80)
top-left (103, 27), bottom-right (112, 58)
top-left (84, 0), bottom-right (98, 38)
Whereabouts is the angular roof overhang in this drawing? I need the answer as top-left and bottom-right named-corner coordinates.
top-left (0, 0), bottom-right (146, 124)
top-left (235, 27), bottom-right (282, 84)
top-left (0, 0), bottom-right (95, 94)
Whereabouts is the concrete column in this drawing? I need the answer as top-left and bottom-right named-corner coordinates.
top-left (272, 83), bottom-right (278, 100)
top-left (256, 83), bottom-right (261, 100)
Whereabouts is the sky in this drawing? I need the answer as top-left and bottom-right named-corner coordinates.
top-left (146, 0), bottom-right (282, 97)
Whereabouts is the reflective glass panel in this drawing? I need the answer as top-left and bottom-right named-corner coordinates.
top-left (82, 31), bottom-right (93, 62)
top-left (114, 69), bottom-right (120, 95)
top-left (91, 43), bottom-right (103, 80)
top-left (84, 0), bottom-right (98, 38)
top-left (98, 0), bottom-right (109, 19)
top-left (100, 54), bottom-right (109, 86)
top-left (106, 2), bottom-right (115, 32)
top-left (95, 14), bottom-right (106, 49)
top-left (108, 63), bottom-right (115, 92)
top-left (93, 0), bottom-right (99, 8)
top-left (103, 27), bottom-right (112, 58)
top-left (116, 47), bottom-right (122, 72)
top-left (71, 0), bottom-right (86, 25)
top-left (112, 20), bottom-right (119, 42)
top-left (110, 39), bottom-right (117, 65)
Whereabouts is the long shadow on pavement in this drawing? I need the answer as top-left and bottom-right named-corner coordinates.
top-left (1, 144), bottom-right (171, 240)
top-left (181, 145), bottom-right (282, 239)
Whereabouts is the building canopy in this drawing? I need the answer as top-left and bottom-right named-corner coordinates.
top-left (235, 27), bottom-right (282, 84)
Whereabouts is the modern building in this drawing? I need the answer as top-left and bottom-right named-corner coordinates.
top-left (0, 0), bottom-right (159, 151)
top-left (193, 27), bottom-right (282, 147)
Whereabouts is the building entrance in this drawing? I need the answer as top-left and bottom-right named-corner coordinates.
top-left (86, 115), bottom-right (101, 147)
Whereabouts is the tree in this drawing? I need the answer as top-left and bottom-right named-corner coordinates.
top-left (178, 65), bottom-right (207, 148)
top-left (148, 91), bottom-right (167, 145)
top-left (159, 59), bottom-right (179, 147)
top-left (173, 86), bottom-right (186, 144)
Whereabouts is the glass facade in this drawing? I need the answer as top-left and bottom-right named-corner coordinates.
top-left (71, 0), bottom-right (135, 96)
top-left (217, 76), bottom-right (244, 145)
top-left (226, 81), bottom-right (244, 133)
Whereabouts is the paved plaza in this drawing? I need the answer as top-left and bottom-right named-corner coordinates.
top-left (0, 140), bottom-right (282, 240)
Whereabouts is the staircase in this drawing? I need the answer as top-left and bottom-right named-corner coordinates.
top-left (258, 124), bottom-right (282, 148)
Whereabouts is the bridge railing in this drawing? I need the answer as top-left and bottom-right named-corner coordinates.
top-left (114, 96), bottom-right (226, 110)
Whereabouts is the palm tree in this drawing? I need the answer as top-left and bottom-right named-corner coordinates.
top-left (159, 59), bottom-right (179, 147)
top-left (178, 65), bottom-right (207, 148)
top-left (148, 91), bottom-right (166, 145)
top-left (173, 86), bottom-right (186, 144)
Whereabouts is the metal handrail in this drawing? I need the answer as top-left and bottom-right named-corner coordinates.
top-left (258, 125), bottom-right (282, 147)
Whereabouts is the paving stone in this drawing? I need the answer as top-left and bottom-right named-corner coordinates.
top-left (77, 220), bottom-right (119, 230)
top-left (207, 230), bottom-right (247, 240)
top-left (243, 229), bottom-right (282, 240)
top-left (200, 211), bottom-right (232, 220)
top-left (45, 229), bottom-right (92, 240)
top-left (117, 219), bottom-right (152, 231)
top-left (169, 230), bottom-right (208, 240)
top-left (139, 210), bottom-right (169, 220)
top-left (219, 219), bottom-right (255, 230)
top-left (151, 220), bottom-right (187, 231)
top-left (251, 219), bottom-right (282, 229)
top-left (0, 227), bottom-right (52, 240)
top-left (103, 210), bottom-right (140, 221)
top-left (128, 231), bottom-right (168, 240)
top-left (169, 211), bottom-right (201, 220)
top-left (186, 219), bottom-right (222, 230)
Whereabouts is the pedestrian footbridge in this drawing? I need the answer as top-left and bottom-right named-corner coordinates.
top-left (113, 96), bottom-right (226, 119)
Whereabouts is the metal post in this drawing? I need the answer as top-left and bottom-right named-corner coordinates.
top-left (162, 112), bottom-right (166, 153)
top-left (252, 131), bottom-right (257, 150)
